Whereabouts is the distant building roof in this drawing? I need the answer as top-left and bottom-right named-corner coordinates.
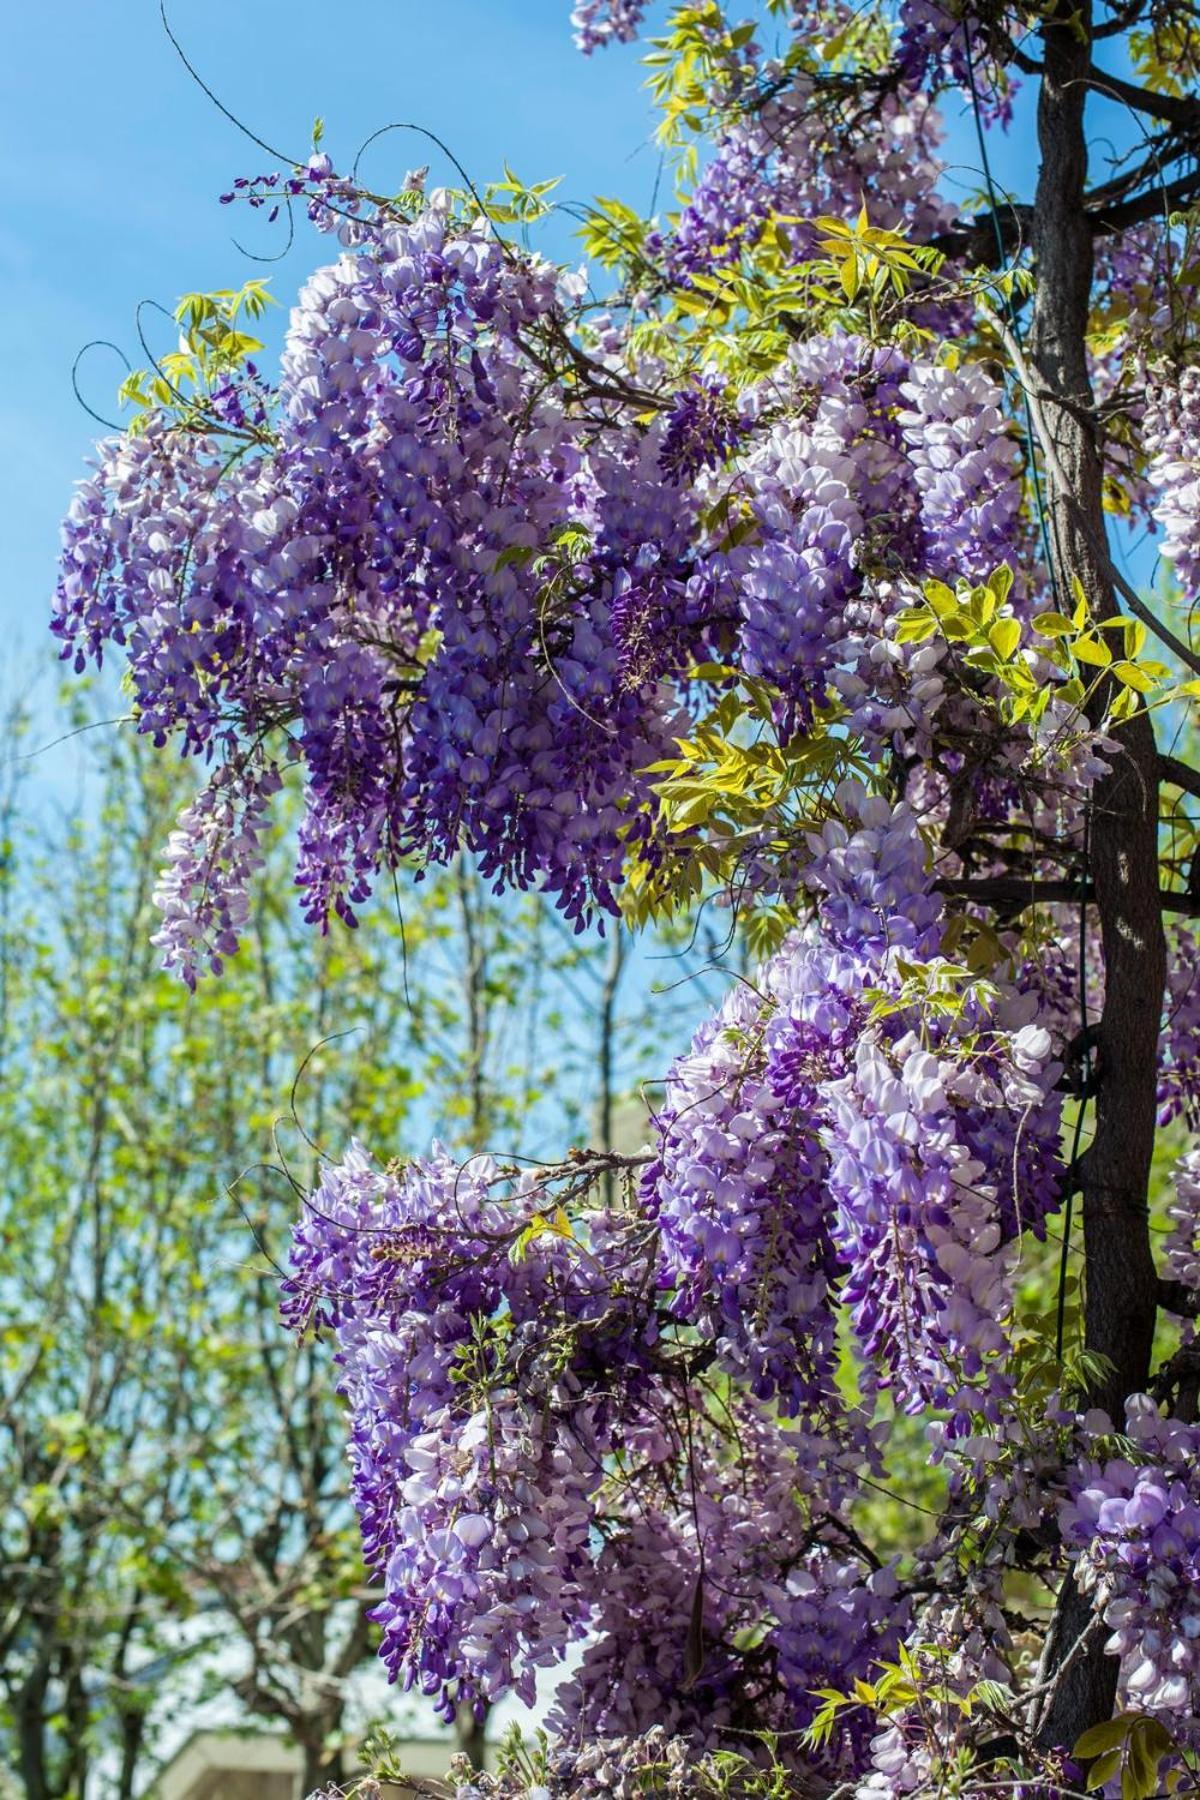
top-left (152, 1728), bottom-right (459, 1800)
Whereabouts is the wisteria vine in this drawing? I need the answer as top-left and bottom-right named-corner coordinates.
top-left (51, 0), bottom-right (1200, 1793)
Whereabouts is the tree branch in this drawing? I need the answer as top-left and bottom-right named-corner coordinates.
top-left (1158, 1278), bottom-right (1200, 1319)
top-left (1090, 165), bottom-right (1200, 236)
top-left (988, 311), bottom-right (1200, 677)
top-left (1084, 64), bottom-right (1200, 128)
top-left (1160, 754), bottom-right (1200, 799)
top-left (931, 203), bottom-right (1033, 267)
top-left (938, 876), bottom-right (1200, 915)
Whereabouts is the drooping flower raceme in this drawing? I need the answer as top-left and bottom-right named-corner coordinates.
top-left (1061, 1396), bottom-right (1200, 1731)
top-left (1144, 367), bottom-right (1200, 600)
top-left (649, 785), bottom-right (1063, 1419)
top-left (284, 1143), bottom-right (639, 1716)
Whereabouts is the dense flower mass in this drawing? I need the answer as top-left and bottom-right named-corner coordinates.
top-left (1061, 1397), bottom-right (1200, 1730)
top-left (651, 786), bottom-right (1062, 1419)
top-left (284, 1138), bottom-right (901, 1742)
top-left (1144, 367), bottom-right (1200, 598)
top-left (276, 791), bottom-right (1063, 1750)
top-left (55, 200), bottom-right (1030, 973)
top-left (656, 71), bottom-right (955, 288)
top-left (55, 197), bottom-right (709, 951)
top-left (284, 1143), bottom-right (629, 1714)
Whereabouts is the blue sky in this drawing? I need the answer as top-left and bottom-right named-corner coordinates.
top-left (2, 0), bottom-right (1085, 743)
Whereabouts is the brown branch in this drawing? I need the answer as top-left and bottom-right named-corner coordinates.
top-left (1090, 165), bottom-right (1200, 236)
top-left (938, 876), bottom-right (1200, 914)
top-left (1085, 132), bottom-right (1181, 209)
top-left (1084, 64), bottom-right (1200, 128)
top-left (931, 203), bottom-right (1033, 267)
top-left (1158, 1277), bottom-right (1200, 1319)
top-left (1160, 753), bottom-right (1200, 799)
top-left (1094, 0), bottom-right (1150, 35)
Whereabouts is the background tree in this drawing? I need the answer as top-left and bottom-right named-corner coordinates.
top-left (0, 691), bottom-right (694, 1796)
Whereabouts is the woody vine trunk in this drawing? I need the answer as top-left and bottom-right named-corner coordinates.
top-left (1030, 0), bottom-right (1168, 1748)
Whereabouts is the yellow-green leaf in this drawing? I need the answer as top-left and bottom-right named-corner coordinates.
top-left (1073, 634), bottom-right (1112, 667)
top-left (988, 618), bottom-right (1022, 660)
top-left (1075, 1719), bottom-right (1132, 1759)
top-left (1086, 1750), bottom-right (1122, 1791)
top-left (1111, 660), bottom-right (1156, 692)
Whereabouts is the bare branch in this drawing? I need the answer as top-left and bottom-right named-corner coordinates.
top-left (988, 310), bottom-right (1200, 677)
top-left (1084, 64), bottom-right (1200, 128)
top-left (1158, 1277), bottom-right (1200, 1319)
top-left (1090, 165), bottom-right (1200, 235)
top-left (939, 876), bottom-right (1200, 915)
top-left (1160, 753), bottom-right (1200, 799)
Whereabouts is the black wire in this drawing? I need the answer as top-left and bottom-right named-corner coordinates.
top-left (71, 340), bottom-right (132, 431)
top-left (159, 0), bottom-right (298, 166)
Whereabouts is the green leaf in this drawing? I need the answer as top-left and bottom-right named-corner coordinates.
top-left (1073, 634), bottom-right (1112, 667)
top-left (988, 617), bottom-right (1022, 660)
top-left (923, 580), bottom-right (959, 619)
top-left (1086, 1750), bottom-right (1122, 1791)
top-left (987, 564), bottom-right (1015, 604)
top-left (895, 614), bottom-right (938, 644)
top-left (1075, 1719), bottom-right (1132, 1759)
top-left (1111, 660), bottom-right (1156, 693)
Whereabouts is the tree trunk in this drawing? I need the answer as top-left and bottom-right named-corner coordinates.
top-left (593, 925), bottom-right (626, 1206)
top-left (301, 1728), bottom-right (344, 1798)
top-left (1029, 0), bottom-right (1167, 1748)
top-left (456, 1701), bottom-right (489, 1771)
top-left (14, 1655), bottom-right (51, 1800)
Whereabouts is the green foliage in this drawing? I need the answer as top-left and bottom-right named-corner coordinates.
top-left (118, 279), bottom-right (275, 433)
top-left (648, 211), bottom-right (945, 383)
top-left (578, 195), bottom-right (652, 272)
top-left (1128, 3), bottom-right (1200, 97)
top-left (643, 3), bottom-right (760, 153)
top-left (894, 564), bottom-right (1196, 734)
top-left (804, 1642), bottom-right (1012, 1758)
top-left (624, 669), bottom-right (861, 929)
top-left (812, 208), bottom-right (946, 311)
top-left (1075, 1712), bottom-right (1180, 1800)
top-left (482, 164), bottom-right (564, 228)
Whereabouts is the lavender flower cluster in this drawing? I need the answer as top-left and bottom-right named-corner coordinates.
top-left (658, 68), bottom-right (956, 289)
top-left (55, 167), bottom-right (1025, 986)
top-left (571, 0), bottom-right (648, 52)
top-left (649, 784), bottom-right (1063, 1421)
top-left (1062, 1396), bottom-right (1200, 1727)
top-left (283, 1142), bottom-right (640, 1716)
top-left (1144, 367), bottom-right (1200, 598)
top-left (55, 193), bottom-right (705, 970)
top-left (284, 1136), bottom-right (907, 1748)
